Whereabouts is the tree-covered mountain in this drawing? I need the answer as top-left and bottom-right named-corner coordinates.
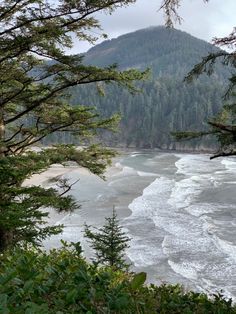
top-left (69, 26), bottom-right (230, 150)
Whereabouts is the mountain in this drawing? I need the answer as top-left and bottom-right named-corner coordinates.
top-left (84, 26), bottom-right (224, 77)
top-left (69, 26), bottom-right (230, 150)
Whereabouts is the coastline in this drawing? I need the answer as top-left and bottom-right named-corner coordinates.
top-left (22, 148), bottom-right (212, 230)
top-left (22, 150), bottom-right (236, 301)
top-left (23, 158), bottom-right (126, 225)
top-left (109, 146), bottom-right (214, 156)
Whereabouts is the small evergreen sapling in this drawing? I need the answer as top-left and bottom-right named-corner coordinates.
top-left (84, 208), bottom-right (130, 270)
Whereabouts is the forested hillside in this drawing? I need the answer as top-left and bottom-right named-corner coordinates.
top-left (69, 26), bottom-right (230, 150)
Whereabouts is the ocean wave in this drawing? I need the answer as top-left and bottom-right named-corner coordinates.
top-left (127, 238), bottom-right (162, 267)
top-left (200, 215), bottom-right (236, 266)
top-left (114, 162), bottom-right (123, 169)
top-left (221, 159), bottom-right (236, 173)
top-left (128, 177), bottom-right (174, 218)
top-left (168, 260), bottom-right (201, 280)
top-left (137, 171), bottom-right (158, 177)
top-left (114, 162), bottom-right (137, 177)
top-left (212, 235), bottom-right (236, 263)
top-left (168, 176), bottom-right (203, 209)
top-left (184, 203), bottom-right (217, 217)
top-left (130, 152), bottom-right (141, 157)
top-left (175, 154), bottom-right (222, 176)
top-left (162, 231), bottom-right (211, 257)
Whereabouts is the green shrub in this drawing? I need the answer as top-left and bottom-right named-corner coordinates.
top-left (0, 243), bottom-right (235, 313)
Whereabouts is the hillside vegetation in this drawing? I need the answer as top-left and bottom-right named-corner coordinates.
top-left (68, 27), bottom-right (230, 150)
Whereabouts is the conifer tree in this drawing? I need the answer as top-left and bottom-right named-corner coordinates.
top-left (0, 0), bottom-right (148, 250)
top-left (84, 208), bottom-right (130, 269)
top-left (160, 0), bottom-right (236, 159)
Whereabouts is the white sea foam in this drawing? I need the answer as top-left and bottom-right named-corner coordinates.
top-left (175, 154), bottom-right (221, 176)
top-left (213, 236), bottom-right (236, 263)
top-left (137, 171), bottom-right (158, 177)
top-left (128, 177), bottom-right (174, 219)
top-left (127, 238), bottom-right (162, 267)
top-left (121, 166), bottom-right (137, 175)
top-left (221, 159), bottom-right (236, 173)
top-left (115, 162), bottom-right (123, 169)
top-left (113, 163), bottom-right (137, 177)
top-left (168, 176), bottom-right (203, 209)
top-left (117, 153), bottom-right (236, 299)
top-left (169, 155), bottom-right (221, 211)
top-left (131, 152), bottom-right (140, 157)
top-left (168, 260), bottom-right (201, 280)
top-left (162, 232), bottom-right (211, 257)
top-left (184, 203), bottom-right (216, 217)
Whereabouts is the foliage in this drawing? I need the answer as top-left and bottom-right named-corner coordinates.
top-left (184, 34), bottom-right (236, 159)
top-left (0, 0), bottom-right (148, 153)
top-left (0, 0), bottom-right (148, 250)
top-left (70, 27), bottom-right (227, 150)
top-left (159, 0), bottom-right (209, 28)
top-left (84, 208), bottom-right (130, 269)
top-left (159, 0), bottom-right (236, 158)
top-left (0, 244), bottom-right (235, 313)
top-left (0, 146), bottom-right (117, 251)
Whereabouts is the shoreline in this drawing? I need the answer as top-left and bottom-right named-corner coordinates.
top-left (30, 144), bottom-right (215, 156)
top-left (23, 150), bottom-right (236, 301)
top-left (22, 148), bottom-right (206, 227)
top-left (22, 148), bottom-right (214, 226)
top-left (23, 158), bottom-right (126, 226)
top-left (109, 146), bottom-right (214, 156)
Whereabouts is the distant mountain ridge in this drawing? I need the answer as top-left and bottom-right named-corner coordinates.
top-left (69, 26), bottom-right (229, 150)
top-left (84, 26), bottom-right (224, 78)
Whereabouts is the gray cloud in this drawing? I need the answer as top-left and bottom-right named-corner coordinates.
top-left (70, 0), bottom-right (235, 54)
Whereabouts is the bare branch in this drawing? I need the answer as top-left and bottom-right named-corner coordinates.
top-left (210, 150), bottom-right (236, 160)
top-left (208, 121), bottom-right (236, 133)
top-left (3, 124), bottom-right (24, 143)
top-left (57, 178), bottom-right (79, 196)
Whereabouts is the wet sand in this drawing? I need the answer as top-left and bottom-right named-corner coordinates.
top-left (23, 158), bottom-right (134, 230)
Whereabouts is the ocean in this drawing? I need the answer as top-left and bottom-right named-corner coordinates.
top-left (44, 151), bottom-right (236, 300)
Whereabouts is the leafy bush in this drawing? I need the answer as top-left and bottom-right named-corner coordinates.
top-left (0, 243), bottom-right (235, 313)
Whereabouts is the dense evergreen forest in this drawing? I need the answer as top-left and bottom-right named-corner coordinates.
top-left (66, 26), bottom-right (230, 150)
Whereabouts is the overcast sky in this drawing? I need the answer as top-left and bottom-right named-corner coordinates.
top-left (70, 0), bottom-right (236, 54)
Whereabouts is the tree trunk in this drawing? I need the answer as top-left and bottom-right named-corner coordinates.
top-left (0, 228), bottom-right (13, 252)
top-left (0, 107), bottom-right (6, 157)
top-left (0, 108), bottom-right (11, 252)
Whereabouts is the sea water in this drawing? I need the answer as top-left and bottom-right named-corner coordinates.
top-left (45, 151), bottom-right (236, 300)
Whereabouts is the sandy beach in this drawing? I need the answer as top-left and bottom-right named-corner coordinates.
top-left (23, 153), bottom-right (154, 254)
top-left (22, 151), bottom-right (236, 299)
top-left (23, 159), bottom-right (127, 226)
top-left (23, 163), bottom-right (89, 224)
